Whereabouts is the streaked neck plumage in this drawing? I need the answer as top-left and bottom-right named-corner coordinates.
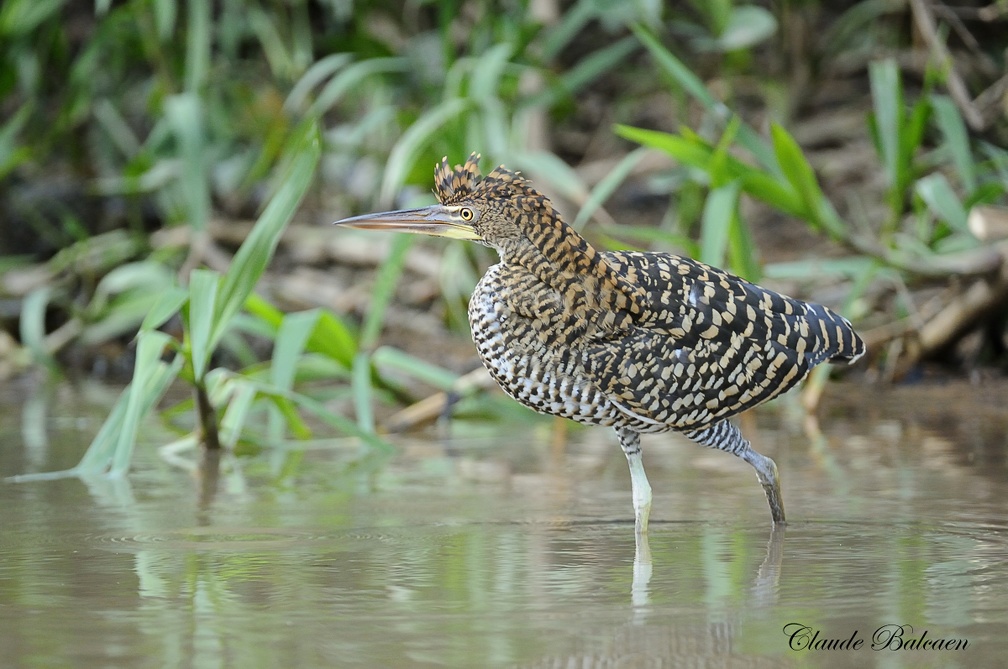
top-left (434, 154), bottom-right (645, 319)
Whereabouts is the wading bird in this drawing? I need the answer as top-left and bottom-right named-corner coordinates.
top-left (335, 154), bottom-right (865, 533)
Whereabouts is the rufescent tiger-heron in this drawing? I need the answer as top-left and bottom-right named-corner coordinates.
top-left (334, 153), bottom-right (865, 534)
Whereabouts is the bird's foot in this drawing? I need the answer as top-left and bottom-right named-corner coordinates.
top-left (744, 449), bottom-right (787, 525)
top-left (762, 481), bottom-right (787, 526)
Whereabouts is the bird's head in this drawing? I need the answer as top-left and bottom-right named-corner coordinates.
top-left (334, 153), bottom-right (555, 260)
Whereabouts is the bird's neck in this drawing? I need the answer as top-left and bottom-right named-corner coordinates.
top-left (504, 207), bottom-right (645, 318)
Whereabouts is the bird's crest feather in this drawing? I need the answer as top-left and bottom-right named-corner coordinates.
top-left (434, 153), bottom-right (541, 205)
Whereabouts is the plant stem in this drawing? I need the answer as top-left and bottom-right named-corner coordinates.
top-left (195, 382), bottom-right (221, 450)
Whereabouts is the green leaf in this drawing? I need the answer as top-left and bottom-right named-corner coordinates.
top-left (151, 0), bottom-right (176, 39)
top-left (900, 98), bottom-right (930, 181)
top-left (574, 147), bottom-right (649, 229)
top-left (79, 331), bottom-right (181, 477)
top-left (0, 104), bottom-right (32, 179)
top-left (244, 293), bottom-right (357, 368)
top-left (380, 98), bottom-right (472, 205)
top-left (711, 5), bottom-right (778, 51)
top-left (469, 43), bottom-right (514, 102)
top-left (286, 53), bottom-right (353, 112)
top-left (700, 181), bottom-right (740, 267)
top-left (616, 125), bottom-right (713, 170)
top-left (261, 313), bottom-right (320, 440)
top-left (736, 171), bottom-right (804, 217)
top-left (141, 286), bottom-right (188, 331)
top-left (212, 120), bottom-right (321, 351)
top-left (308, 58), bottom-right (407, 117)
top-left (352, 351), bottom-right (375, 433)
top-left (0, 0), bottom-right (65, 35)
top-left (359, 234), bottom-right (412, 350)
top-left (931, 94), bottom-right (976, 193)
top-left (915, 173), bottom-right (970, 234)
top-left (869, 59), bottom-right (902, 187)
top-left (371, 346), bottom-right (460, 390)
top-left (19, 287), bottom-right (55, 369)
top-left (272, 310), bottom-right (322, 391)
top-left (89, 261), bottom-right (175, 314)
top-left (633, 26), bottom-right (716, 109)
top-left (188, 268), bottom-right (220, 381)
top-left (307, 311), bottom-right (358, 368)
top-left (546, 37), bottom-right (638, 104)
top-left (631, 25), bottom-right (777, 170)
top-left (218, 377), bottom-right (257, 449)
top-left (727, 205), bottom-right (760, 282)
top-left (616, 124), bottom-right (804, 216)
top-left (709, 115), bottom-right (742, 187)
top-left (165, 93), bottom-right (209, 231)
top-left (770, 123), bottom-right (824, 227)
top-left (81, 291), bottom-right (170, 345)
top-left (246, 381), bottom-right (391, 452)
top-left (183, 0), bottom-right (210, 91)
top-left (539, 0), bottom-right (593, 59)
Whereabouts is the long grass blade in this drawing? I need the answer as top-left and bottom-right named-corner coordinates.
top-left (931, 95), bottom-right (976, 193)
top-left (212, 120), bottom-right (321, 351)
top-left (286, 53), bottom-right (353, 111)
top-left (916, 173), bottom-right (970, 235)
top-left (309, 58), bottom-right (407, 117)
top-left (869, 59), bottom-right (902, 189)
top-left (108, 331), bottom-right (181, 475)
top-left (380, 98), bottom-right (471, 205)
top-left (19, 287), bottom-right (55, 369)
top-left (770, 123), bottom-right (845, 237)
top-left (57, 331), bottom-right (182, 478)
top-left (359, 234), bottom-right (412, 350)
top-left (272, 310), bottom-right (321, 391)
top-left (632, 25), bottom-right (776, 170)
top-left (700, 181), bottom-right (740, 267)
top-left (165, 93), bottom-right (209, 232)
top-left (351, 351), bottom-right (375, 433)
top-left (141, 286), bottom-right (188, 331)
top-left (188, 268), bottom-right (219, 381)
top-left (371, 346), bottom-right (460, 390)
top-left (616, 124), bottom-right (804, 216)
top-left (244, 293), bottom-right (357, 368)
top-left (574, 147), bottom-right (649, 229)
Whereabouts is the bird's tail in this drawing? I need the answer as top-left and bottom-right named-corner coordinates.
top-left (807, 304), bottom-right (866, 365)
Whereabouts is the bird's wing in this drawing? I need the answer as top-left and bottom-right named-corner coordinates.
top-left (583, 325), bottom-right (810, 428)
top-left (582, 252), bottom-right (860, 428)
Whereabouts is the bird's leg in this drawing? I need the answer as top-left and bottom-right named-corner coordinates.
top-left (617, 428), bottom-right (652, 534)
top-left (683, 421), bottom-right (786, 525)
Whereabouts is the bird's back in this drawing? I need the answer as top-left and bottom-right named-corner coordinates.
top-left (604, 251), bottom-right (864, 365)
top-left (582, 250), bottom-right (865, 429)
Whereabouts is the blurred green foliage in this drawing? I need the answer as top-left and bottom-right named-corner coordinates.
top-left (2, 0), bottom-right (1006, 476)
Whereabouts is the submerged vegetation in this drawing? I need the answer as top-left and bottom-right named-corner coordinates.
top-left (2, 0), bottom-right (1007, 474)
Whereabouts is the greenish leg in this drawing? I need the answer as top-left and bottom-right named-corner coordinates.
top-left (618, 428), bottom-right (652, 534)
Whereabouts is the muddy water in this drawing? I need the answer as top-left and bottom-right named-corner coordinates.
top-left (1, 380), bottom-right (1006, 668)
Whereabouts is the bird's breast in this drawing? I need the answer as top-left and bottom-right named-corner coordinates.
top-left (468, 265), bottom-right (647, 428)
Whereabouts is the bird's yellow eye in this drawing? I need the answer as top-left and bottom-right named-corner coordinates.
top-left (459, 207), bottom-right (474, 221)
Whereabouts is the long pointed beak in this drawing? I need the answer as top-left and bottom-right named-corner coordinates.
top-left (333, 205), bottom-right (479, 241)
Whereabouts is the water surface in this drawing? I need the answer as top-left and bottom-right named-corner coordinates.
top-left (1, 381), bottom-right (1006, 667)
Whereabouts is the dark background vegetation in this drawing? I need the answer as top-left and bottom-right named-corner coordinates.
top-left (2, 0), bottom-right (1007, 469)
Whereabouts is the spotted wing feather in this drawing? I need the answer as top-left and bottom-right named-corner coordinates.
top-left (583, 251), bottom-right (864, 429)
